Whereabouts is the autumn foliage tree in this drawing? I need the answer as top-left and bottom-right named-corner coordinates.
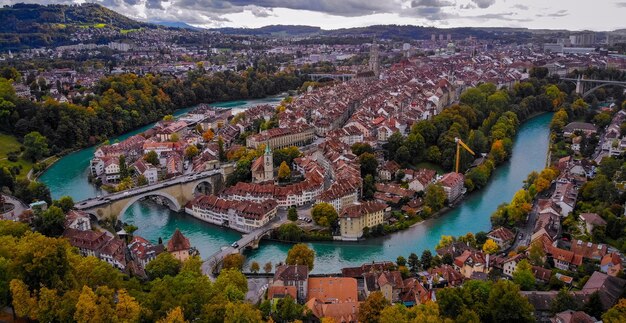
top-left (202, 128), bottom-right (214, 141)
top-left (222, 253), bottom-right (245, 271)
top-left (278, 161), bottom-right (291, 182)
top-left (285, 243), bottom-right (315, 270)
top-left (311, 202), bottom-right (338, 227)
top-left (359, 291), bottom-right (390, 323)
top-left (482, 239), bottom-right (499, 254)
top-left (489, 139), bottom-right (507, 164)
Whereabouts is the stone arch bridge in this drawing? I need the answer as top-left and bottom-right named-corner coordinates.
top-left (75, 170), bottom-right (224, 219)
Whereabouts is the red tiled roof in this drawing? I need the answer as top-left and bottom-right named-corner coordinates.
top-left (167, 229), bottom-right (190, 252)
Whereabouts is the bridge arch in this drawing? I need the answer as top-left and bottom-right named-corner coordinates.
top-left (193, 180), bottom-right (213, 196)
top-left (118, 191), bottom-right (182, 217)
top-left (583, 83), bottom-right (626, 98)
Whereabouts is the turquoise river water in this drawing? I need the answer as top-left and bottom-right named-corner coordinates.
top-left (40, 99), bottom-right (552, 274)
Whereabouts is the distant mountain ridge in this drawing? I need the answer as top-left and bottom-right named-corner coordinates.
top-left (214, 25), bottom-right (322, 36)
top-left (151, 21), bottom-right (200, 30)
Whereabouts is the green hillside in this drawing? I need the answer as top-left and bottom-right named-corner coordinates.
top-left (0, 3), bottom-right (154, 51)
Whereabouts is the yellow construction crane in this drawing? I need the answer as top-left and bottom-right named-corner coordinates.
top-left (455, 137), bottom-right (475, 173)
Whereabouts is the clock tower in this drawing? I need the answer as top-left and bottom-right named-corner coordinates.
top-left (264, 145), bottom-right (274, 182)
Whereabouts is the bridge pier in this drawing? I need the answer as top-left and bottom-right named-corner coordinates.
top-left (576, 76), bottom-right (583, 95)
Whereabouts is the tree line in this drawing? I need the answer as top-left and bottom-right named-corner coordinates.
top-left (0, 67), bottom-right (305, 155)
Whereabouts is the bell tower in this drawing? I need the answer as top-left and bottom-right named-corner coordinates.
top-left (264, 145), bottom-right (273, 182)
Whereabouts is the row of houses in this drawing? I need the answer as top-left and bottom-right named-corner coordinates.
top-left (62, 209), bottom-right (194, 277)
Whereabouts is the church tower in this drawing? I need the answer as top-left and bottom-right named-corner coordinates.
top-left (369, 39), bottom-right (380, 78)
top-left (264, 145), bottom-right (274, 182)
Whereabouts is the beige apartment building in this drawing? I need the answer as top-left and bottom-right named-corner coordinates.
top-left (339, 201), bottom-right (387, 241)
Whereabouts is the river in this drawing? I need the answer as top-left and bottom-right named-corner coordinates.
top-left (41, 100), bottom-right (552, 274)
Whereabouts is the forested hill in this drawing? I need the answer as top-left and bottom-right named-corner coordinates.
top-left (0, 3), bottom-right (155, 50)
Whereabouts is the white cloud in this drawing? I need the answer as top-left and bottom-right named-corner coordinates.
top-left (0, 0), bottom-right (624, 31)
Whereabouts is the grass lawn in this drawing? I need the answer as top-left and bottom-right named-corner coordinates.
top-left (0, 133), bottom-right (33, 180)
top-left (414, 162), bottom-right (445, 174)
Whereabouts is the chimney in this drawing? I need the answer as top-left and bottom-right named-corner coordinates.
top-left (486, 253), bottom-right (490, 269)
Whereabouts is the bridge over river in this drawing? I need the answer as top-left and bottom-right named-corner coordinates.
top-left (75, 169), bottom-right (224, 219)
top-left (201, 211), bottom-right (288, 277)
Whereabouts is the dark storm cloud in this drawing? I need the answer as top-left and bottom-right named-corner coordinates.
top-left (471, 0), bottom-right (495, 9)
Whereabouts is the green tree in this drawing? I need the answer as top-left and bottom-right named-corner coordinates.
top-left (273, 295), bottom-right (304, 322)
top-left (487, 280), bottom-right (535, 323)
top-left (144, 150), bottom-right (160, 166)
top-left (408, 253), bottom-right (420, 272)
top-left (163, 115), bottom-right (175, 121)
top-left (263, 262), bottom-right (272, 273)
top-left (550, 109), bottom-right (569, 132)
top-left (146, 252), bottom-right (181, 280)
top-left (287, 207), bottom-right (298, 221)
top-left (437, 287), bottom-right (464, 318)
top-left (396, 256), bottom-right (406, 267)
top-left (311, 202), bottom-right (338, 227)
top-left (421, 250), bottom-right (433, 269)
top-left (351, 142), bottom-right (373, 156)
top-left (359, 152), bottom-right (379, 178)
top-left (425, 146), bottom-right (442, 164)
top-left (217, 136), bottom-right (226, 162)
top-left (512, 259), bottom-right (535, 291)
top-left (33, 205), bottom-right (65, 237)
top-left (424, 184), bottom-right (446, 211)
top-left (53, 196), bottom-right (74, 213)
top-left (214, 269), bottom-right (248, 296)
top-left (285, 243), bottom-right (315, 270)
top-left (363, 174), bottom-right (376, 200)
top-left (119, 155), bottom-right (129, 179)
top-left (550, 289), bottom-right (580, 315)
top-left (23, 131), bottom-right (49, 162)
top-left (277, 223), bottom-right (304, 242)
top-left (359, 291), bottom-right (390, 323)
top-left (593, 112), bottom-right (612, 128)
top-left (584, 291), bottom-right (603, 320)
top-left (137, 174), bottom-right (148, 186)
top-left (528, 241), bottom-right (546, 266)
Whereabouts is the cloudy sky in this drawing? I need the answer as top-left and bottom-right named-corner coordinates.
top-left (4, 0), bottom-right (625, 31)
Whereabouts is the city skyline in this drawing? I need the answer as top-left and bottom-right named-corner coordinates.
top-left (2, 0), bottom-right (625, 32)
